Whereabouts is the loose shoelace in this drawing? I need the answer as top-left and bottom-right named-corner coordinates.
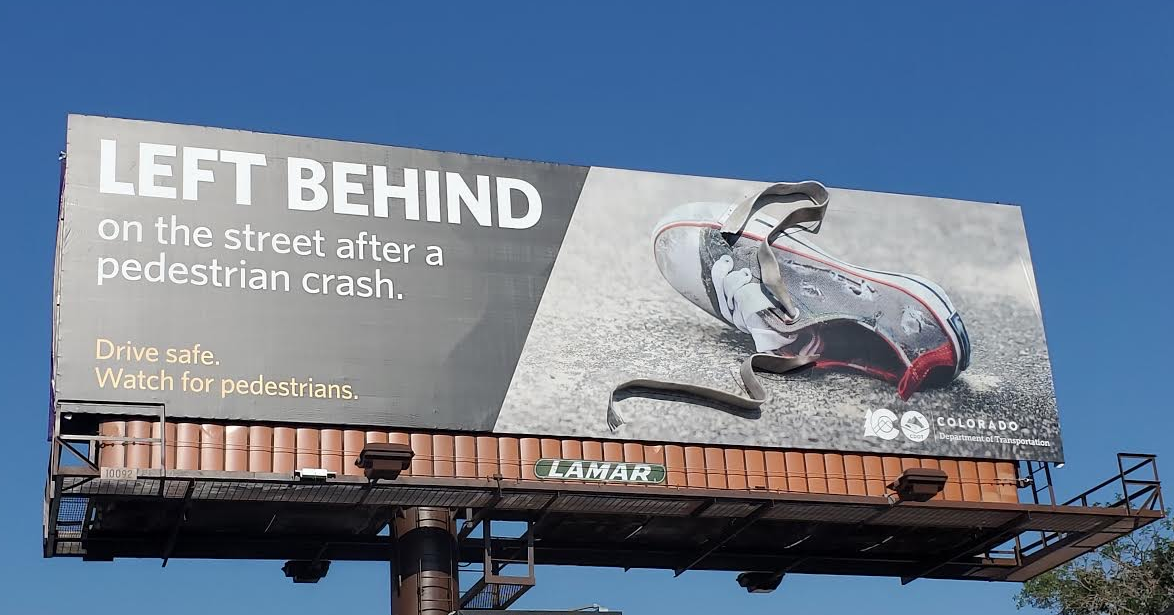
top-left (607, 181), bottom-right (831, 431)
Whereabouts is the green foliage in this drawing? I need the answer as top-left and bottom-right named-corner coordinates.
top-left (1017, 513), bottom-right (1174, 615)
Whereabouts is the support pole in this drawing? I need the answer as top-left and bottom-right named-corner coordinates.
top-left (391, 507), bottom-right (459, 615)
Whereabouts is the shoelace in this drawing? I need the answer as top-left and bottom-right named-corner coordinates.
top-left (607, 181), bottom-right (831, 431)
top-left (719, 181), bottom-right (830, 320)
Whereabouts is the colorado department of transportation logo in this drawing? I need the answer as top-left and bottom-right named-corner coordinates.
top-left (534, 459), bottom-right (666, 484)
top-left (862, 408), bottom-right (900, 440)
top-left (900, 410), bottom-right (930, 442)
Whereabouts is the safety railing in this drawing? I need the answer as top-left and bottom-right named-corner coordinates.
top-left (1017, 453), bottom-right (1163, 559)
top-left (44, 402), bottom-right (167, 558)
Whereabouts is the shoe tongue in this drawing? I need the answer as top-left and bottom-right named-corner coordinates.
top-left (734, 283), bottom-right (781, 316)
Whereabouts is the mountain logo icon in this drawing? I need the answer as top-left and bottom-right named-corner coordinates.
top-left (900, 410), bottom-right (930, 442)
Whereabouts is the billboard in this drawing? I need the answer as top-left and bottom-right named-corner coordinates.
top-left (53, 115), bottom-right (1063, 461)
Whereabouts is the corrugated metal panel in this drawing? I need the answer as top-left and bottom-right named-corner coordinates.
top-left (825, 453), bottom-right (847, 495)
top-left (321, 429), bottom-right (343, 475)
top-left (436, 434), bottom-right (458, 479)
top-left (410, 432), bottom-right (433, 477)
top-left (744, 449), bottom-right (767, 491)
top-left (863, 455), bottom-right (885, 497)
top-left (939, 459), bottom-right (962, 501)
top-left (455, 435), bottom-right (476, 479)
top-left (499, 437), bottom-right (520, 480)
top-left (805, 453), bottom-right (827, 494)
top-left (274, 426), bottom-right (296, 473)
top-left (725, 449), bottom-right (747, 491)
top-left (520, 437), bottom-right (540, 481)
top-left (958, 460), bottom-right (981, 501)
top-left (150, 421), bottom-right (177, 470)
top-left (226, 425), bottom-right (248, 472)
top-left (97, 421), bottom-right (125, 467)
top-left (94, 419), bottom-right (1022, 504)
top-left (127, 420), bottom-right (151, 468)
top-left (843, 454), bottom-right (866, 496)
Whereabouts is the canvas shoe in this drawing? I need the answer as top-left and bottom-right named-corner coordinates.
top-left (651, 181), bottom-right (971, 401)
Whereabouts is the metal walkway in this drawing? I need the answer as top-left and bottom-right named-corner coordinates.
top-left (46, 440), bottom-right (1163, 584)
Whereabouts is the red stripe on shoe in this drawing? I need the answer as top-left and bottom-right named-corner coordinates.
top-left (897, 342), bottom-right (956, 400)
top-left (812, 360), bottom-right (900, 384)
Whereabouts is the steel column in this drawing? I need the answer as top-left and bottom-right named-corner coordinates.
top-left (391, 507), bottom-right (459, 615)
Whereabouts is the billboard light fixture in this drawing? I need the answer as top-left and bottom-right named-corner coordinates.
top-left (356, 443), bottom-right (414, 481)
top-left (736, 571), bottom-right (785, 593)
top-left (888, 468), bottom-right (949, 503)
top-left (282, 559), bottom-right (330, 583)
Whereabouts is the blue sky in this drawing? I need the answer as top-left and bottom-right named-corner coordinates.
top-left (2, 2), bottom-right (1171, 613)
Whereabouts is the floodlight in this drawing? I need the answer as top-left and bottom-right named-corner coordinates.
top-left (887, 468), bottom-right (948, 502)
top-left (736, 571), bottom-right (785, 593)
top-left (355, 443), bottom-right (414, 480)
top-left (282, 559), bottom-right (330, 583)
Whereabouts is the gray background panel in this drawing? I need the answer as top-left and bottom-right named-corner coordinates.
top-left (55, 116), bottom-right (587, 430)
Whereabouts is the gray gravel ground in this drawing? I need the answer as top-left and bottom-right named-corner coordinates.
top-left (494, 168), bottom-right (1062, 461)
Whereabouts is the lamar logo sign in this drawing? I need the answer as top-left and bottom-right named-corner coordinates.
top-left (534, 459), bottom-right (666, 484)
